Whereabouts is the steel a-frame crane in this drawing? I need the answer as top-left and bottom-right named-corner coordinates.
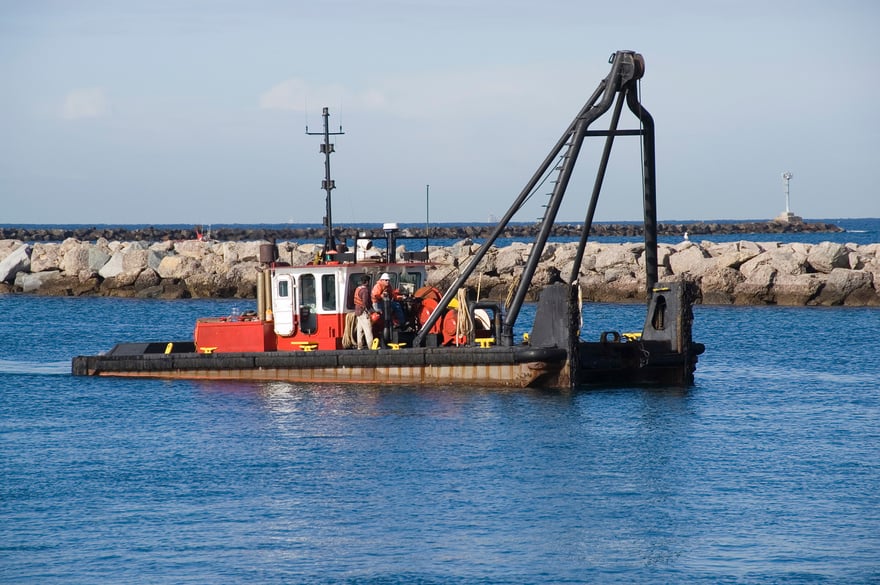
top-left (414, 50), bottom-right (658, 348)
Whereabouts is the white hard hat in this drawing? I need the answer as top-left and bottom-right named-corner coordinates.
top-left (379, 273), bottom-right (391, 281)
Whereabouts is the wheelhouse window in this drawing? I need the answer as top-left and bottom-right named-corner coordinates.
top-left (321, 274), bottom-right (337, 311)
top-left (399, 272), bottom-right (422, 296)
top-left (278, 279), bottom-right (289, 297)
top-left (300, 274), bottom-right (316, 309)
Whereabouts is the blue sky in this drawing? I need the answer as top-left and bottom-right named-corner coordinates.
top-left (2, 0), bottom-right (878, 225)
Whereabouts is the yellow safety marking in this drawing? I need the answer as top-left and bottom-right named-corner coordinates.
top-left (292, 341), bottom-right (318, 352)
top-left (475, 337), bottom-right (495, 348)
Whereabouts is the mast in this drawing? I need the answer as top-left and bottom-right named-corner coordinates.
top-left (306, 107), bottom-right (344, 253)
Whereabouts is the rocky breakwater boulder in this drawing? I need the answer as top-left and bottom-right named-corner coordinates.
top-left (0, 238), bottom-right (312, 299)
top-left (658, 240), bottom-right (880, 306)
top-left (0, 240), bottom-right (31, 287)
top-left (425, 239), bottom-right (650, 302)
top-left (3, 236), bottom-right (879, 306)
top-left (425, 238), bottom-right (880, 306)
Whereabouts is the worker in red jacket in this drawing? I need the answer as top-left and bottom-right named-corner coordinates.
top-left (371, 273), bottom-right (405, 326)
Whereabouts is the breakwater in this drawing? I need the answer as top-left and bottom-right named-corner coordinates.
top-left (1, 237), bottom-right (877, 306)
top-left (0, 219), bottom-right (843, 243)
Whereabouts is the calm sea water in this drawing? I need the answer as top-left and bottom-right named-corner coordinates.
top-left (1, 295), bottom-right (878, 583)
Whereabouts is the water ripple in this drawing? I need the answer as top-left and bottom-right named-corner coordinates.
top-left (0, 359), bottom-right (70, 375)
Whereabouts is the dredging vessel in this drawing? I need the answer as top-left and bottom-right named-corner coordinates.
top-left (72, 50), bottom-right (704, 389)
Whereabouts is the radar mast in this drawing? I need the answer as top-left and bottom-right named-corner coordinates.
top-left (306, 107), bottom-right (344, 253)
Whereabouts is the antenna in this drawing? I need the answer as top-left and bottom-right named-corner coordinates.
top-left (425, 184), bottom-right (430, 257)
top-left (782, 171), bottom-right (793, 214)
top-left (306, 107), bottom-right (344, 253)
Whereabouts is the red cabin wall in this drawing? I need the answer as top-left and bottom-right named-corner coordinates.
top-left (195, 319), bottom-right (277, 353)
top-left (275, 313), bottom-right (347, 351)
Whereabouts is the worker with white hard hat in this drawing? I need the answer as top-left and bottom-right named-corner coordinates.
top-left (371, 272), bottom-right (405, 326)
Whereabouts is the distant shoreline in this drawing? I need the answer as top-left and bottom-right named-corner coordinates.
top-left (0, 220), bottom-right (843, 243)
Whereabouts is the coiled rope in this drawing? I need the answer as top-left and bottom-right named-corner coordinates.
top-left (455, 288), bottom-right (474, 346)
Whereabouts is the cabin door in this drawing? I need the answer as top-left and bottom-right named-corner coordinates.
top-left (272, 274), bottom-right (296, 336)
